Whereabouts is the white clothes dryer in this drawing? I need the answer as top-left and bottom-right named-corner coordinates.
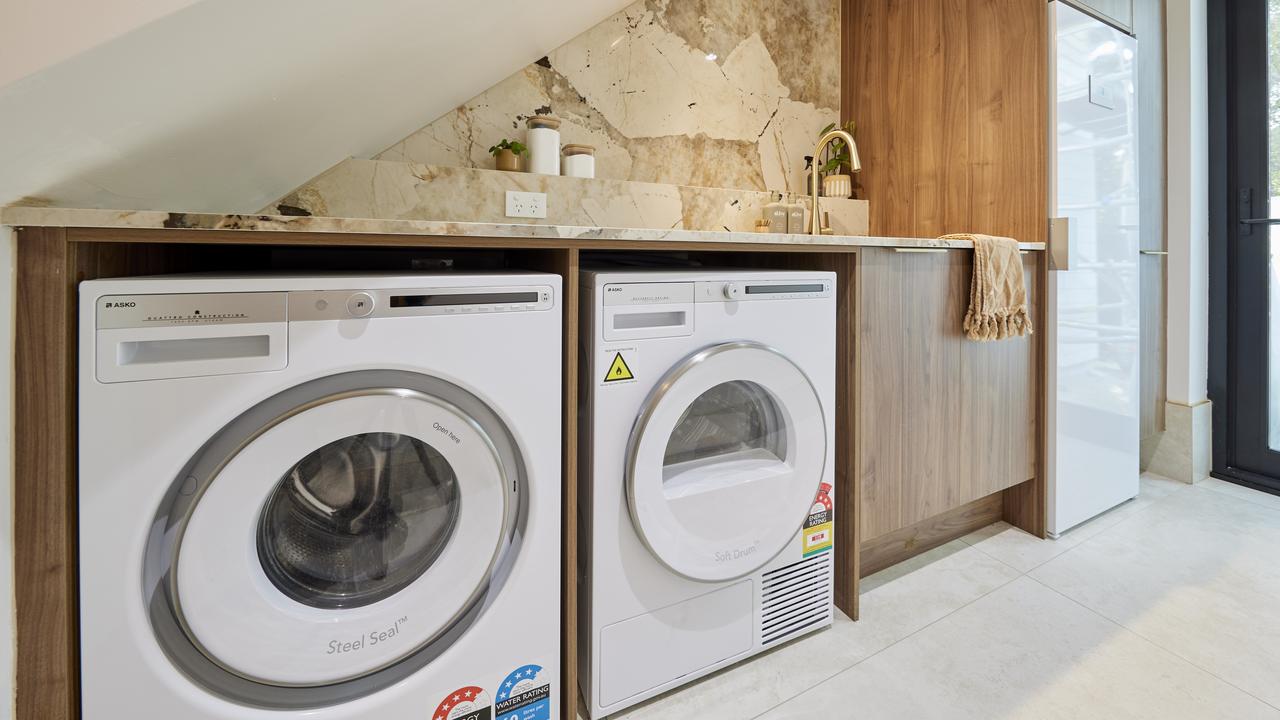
top-left (78, 273), bottom-right (561, 720)
top-left (578, 270), bottom-right (837, 718)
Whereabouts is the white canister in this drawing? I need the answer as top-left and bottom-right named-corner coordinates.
top-left (562, 144), bottom-right (596, 178)
top-left (526, 115), bottom-right (561, 175)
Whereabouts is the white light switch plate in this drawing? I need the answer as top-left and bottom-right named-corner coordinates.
top-left (505, 190), bottom-right (548, 219)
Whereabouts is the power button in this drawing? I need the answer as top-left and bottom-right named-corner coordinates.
top-left (346, 292), bottom-right (375, 318)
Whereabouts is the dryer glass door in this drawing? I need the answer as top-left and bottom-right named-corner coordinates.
top-left (626, 342), bottom-right (827, 581)
top-left (147, 371), bottom-right (524, 701)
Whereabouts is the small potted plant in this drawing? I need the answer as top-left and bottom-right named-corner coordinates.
top-left (817, 120), bottom-right (856, 198)
top-left (488, 139), bottom-right (527, 172)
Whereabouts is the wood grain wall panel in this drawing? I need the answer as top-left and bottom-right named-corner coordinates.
top-left (969, 0), bottom-right (1048, 244)
top-left (845, 0), bottom-right (1048, 244)
top-left (941, 0), bottom-right (973, 233)
top-left (859, 491), bottom-right (1004, 577)
top-left (900, 252), bottom-right (965, 524)
top-left (858, 248), bottom-right (1037, 542)
top-left (959, 255), bottom-right (1038, 502)
top-left (833, 253), bottom-right (861, 620)
top-left (855, 249), bottom-right (904, 540)
top-left (14, 228), bottom-right (77, 720)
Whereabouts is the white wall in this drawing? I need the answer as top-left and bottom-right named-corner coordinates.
top-left (1, 227), bottom-right (14, 719)
top-left (0, 0), bottom-right (198, 86)
top-left (1165, 0), bottom-right (1210, 406)
top-left (0, 0), bottom-right (630, 214)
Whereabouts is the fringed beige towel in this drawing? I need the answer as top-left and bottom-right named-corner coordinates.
top-left (940, 233), bottom-right (1033, 341)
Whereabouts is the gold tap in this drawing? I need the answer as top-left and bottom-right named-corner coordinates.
top-left (809, 128), bottom-right (861, 234)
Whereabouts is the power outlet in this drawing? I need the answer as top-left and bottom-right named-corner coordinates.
top-left (505, 190), bottom-right (548, 219)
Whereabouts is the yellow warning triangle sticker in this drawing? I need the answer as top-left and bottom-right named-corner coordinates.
top-left (603, 352), bottom-right (634, 382)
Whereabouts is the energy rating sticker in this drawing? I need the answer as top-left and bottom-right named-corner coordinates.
top-left (433, 686), bottom-right (492, 720)
top-left (803, 482), bottom-right (834, 557)
top-left (601, 348), bottom-right (637, 385)
top-left (494, 664), bottom-right (552, 720)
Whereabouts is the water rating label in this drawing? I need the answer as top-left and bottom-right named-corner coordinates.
top-left (494, 664), bottom-right (551, 720)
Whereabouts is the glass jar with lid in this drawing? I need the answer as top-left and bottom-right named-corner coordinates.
top-left (561, 144), bottom-right (596, 178)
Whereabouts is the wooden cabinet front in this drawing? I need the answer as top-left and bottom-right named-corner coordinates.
top-left (857, 247), bottom-right (1037, 543)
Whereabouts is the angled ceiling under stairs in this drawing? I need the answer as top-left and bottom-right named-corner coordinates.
top-left (0, 0), bottom-right (630, 214)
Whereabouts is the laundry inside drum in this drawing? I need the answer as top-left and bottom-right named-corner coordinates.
top-left (257, 432), bottom-right (460, 609)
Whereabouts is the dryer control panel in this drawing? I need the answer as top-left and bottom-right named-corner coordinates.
top-left (599, 277), bottom-right (831, 342)
top-left (695, 279), bottom-right (832, 302)
top-left (601, 279), bottom-right (832, 306)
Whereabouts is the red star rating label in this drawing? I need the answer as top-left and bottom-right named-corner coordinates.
top-left (433, 685), bottom-right (492, 720)
top-left (803, 482), bottom-right (834, 557)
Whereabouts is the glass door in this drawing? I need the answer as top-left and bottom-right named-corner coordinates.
top-left (1216, 0), bottom-right (1280, 491)
top-left (143, 370), bottom-right (525, 707)
top-left (625, 342), bottom-right (828, 582)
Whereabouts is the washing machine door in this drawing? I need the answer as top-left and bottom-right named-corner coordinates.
top-left (626, 341), bottom-right (827, 582)
top-left (145, 370), bottom-right (524, 704)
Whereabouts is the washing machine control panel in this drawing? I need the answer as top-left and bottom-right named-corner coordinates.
top-left (289, 285), bottom-right (556, 320)
top-left (95, 292), bottom-right (287, 329)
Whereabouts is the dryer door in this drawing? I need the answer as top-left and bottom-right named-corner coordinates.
top-left (144, 370), bottom-right (524, 706)
top-left (626, 341), bottom-right (827, 582)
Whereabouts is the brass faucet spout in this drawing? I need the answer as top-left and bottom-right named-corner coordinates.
top-left (810, 129), bottom-right (861, 234)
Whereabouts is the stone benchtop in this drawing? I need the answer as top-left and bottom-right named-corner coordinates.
top-left (0, 206), bottom-right (1046, 251)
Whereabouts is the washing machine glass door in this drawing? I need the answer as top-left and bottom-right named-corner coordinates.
top-left (161, 371), bottom-right (521, 690)
top-left (626, 341), bottom-right (827, 582)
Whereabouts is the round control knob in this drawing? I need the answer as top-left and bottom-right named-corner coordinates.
top-left (723, 282), bottom-right (743, 300)
top-left (346, 292), bottom-right (375, 318)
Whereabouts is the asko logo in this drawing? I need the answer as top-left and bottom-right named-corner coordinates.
top-left (103, 301), bottom-right (137, 308)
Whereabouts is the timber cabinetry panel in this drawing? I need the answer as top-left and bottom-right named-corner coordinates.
top-left (843, 0), bottom-right (1048, 244)
top-left (857, 248), bottom-right (1037, 542)
top-left (15, 229), bottom-right (77, 720)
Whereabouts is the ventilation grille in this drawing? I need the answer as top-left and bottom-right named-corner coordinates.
top-left (760, 552), bottom-right (833, 645)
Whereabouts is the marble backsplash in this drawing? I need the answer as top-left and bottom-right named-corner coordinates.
top-left (271, 159), bottom-right (868, 236)
top-left (375, 0), bottom-right (840, 196)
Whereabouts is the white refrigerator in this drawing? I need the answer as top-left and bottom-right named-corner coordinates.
top-left (1046, 1), bottom-right (1141, 536)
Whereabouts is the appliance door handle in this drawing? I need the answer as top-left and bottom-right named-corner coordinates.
top-left (1240, 218), bottom-right (1280, 225)
top-left (1139, 250), bottom-right (1169, 256)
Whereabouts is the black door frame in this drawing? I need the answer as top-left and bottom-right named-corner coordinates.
top-left (1208, 0), bottom-right (1280, 493)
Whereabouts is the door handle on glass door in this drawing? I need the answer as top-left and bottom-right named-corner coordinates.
top-left (1139, 250), bottom-right (1168, 256)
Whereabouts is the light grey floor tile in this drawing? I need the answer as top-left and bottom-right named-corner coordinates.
top-left (959, 520), bottom-right (1079, 573)
top-left (961, 472), bottom-right (1188, 573)
top-left (1198, 476), bottom-right (1280, 512)
top-left (1032, 485), bottom-right (1280, 709)
top-left (609, 542), bottom-right (1018, 720)
top-left (756, 576), bottom-right (1280, 720)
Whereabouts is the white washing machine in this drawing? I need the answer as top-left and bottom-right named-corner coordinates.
top-left (78, 273), bottom-right (561, 720)
top-left (578, 270), bottom-right (836, 718)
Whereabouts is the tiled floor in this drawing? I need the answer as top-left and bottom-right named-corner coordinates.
top-left (598, 474), bottom-right (1280, 719)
